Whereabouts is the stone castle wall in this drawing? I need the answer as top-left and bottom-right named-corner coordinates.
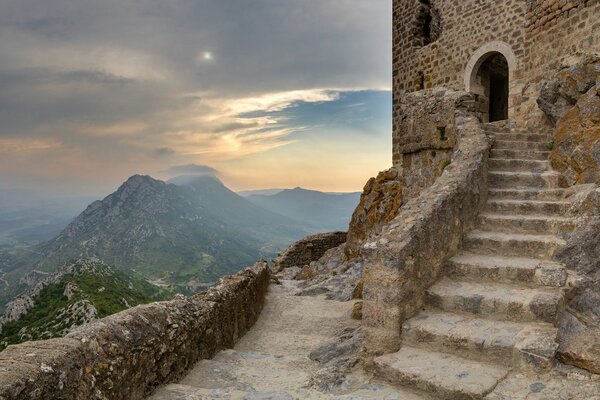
top-left (0, 262), bottom-right (270, 400)
top-left (393, 0), bottom-right (599, 133)
top-left (513, 0), bottom-right (600, 128)
top-left (394, 88), bottom-right (486, 199)
top-left (271, 232), bottom-right (347, 273)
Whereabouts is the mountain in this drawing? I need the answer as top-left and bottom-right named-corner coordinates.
top-left (237, 189), bottom-right (284, 197)
top-left (37, 175), bottom-right (307, 284)
top-left (0, 259), bottom-right (169, 350)
top-left (0, 175), bottom-right (309, 307)
top-left (246, 187), bottom-right (361, 232)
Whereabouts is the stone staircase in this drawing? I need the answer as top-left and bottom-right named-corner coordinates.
top-left (374, 124), bottom-right (572, 400)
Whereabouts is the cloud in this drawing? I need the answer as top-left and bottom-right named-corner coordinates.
top-left (0, 0), bottom-right (391, 193)
top-left (155, 147), bottom-right (175, 156)
top-left (164, 164), bottom-right (218, 176)
top-left (0, 138), bottom-right (62, 153)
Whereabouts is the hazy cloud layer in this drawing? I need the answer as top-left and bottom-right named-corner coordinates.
top-left (0, 0), bottom-right (391, 195)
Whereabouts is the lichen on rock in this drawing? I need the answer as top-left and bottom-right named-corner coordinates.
top-left (538, 55), bottom-right (600, 186)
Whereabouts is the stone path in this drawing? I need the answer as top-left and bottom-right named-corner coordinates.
top-left (373, 124), bottom-right (592, 399)
top-left (149, 124), bottom-right (600, 400)
top-left (149, 281), bottom-right (430, 400)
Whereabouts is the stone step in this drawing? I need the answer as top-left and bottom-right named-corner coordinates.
top-left (374, 346), bottom-right (509, 400)
top-left (478, 213), bottom-right (574, 235)
top-left (446, 252), bottom-right (568, 287)
top-left (483, 125), bottom-right (521, 134)
top-left (485, 199), bottom-right (571, 216)
top-left (492, 140), bottom-right (548, 151)
top-left (488, 132), bottom-right (549, 142)
top-left (489, 158), bottom-right (549, 172)
top-left (493, 140), bottom-right (549, 152)
top-left (490, 149), bottom-right (550, 161)
top-left (425, 278), bottom-right (564, 324)
top-left (489, 188), bottom-right (568, 201)
top-left (463, 230), bottom-right (566, 259)
top-left (401, 311), bottom-right (558, 370)
top-left (489, 171), bottom-right (560, 189)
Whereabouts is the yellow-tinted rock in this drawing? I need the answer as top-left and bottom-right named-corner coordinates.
top-left (351, 301), bottom-right (363, 320)
top-left (345, 168), bottom-right (403, 259)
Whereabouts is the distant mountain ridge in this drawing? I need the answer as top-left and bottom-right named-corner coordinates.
top-left (0, 175), bottom-right (359, 310)
top-left (246, 187), bottom-right (360, 232)
top-left (36, 174), bottom-right (307, 284)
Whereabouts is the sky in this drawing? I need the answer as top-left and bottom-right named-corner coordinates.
top-left (0, 0), bottom-right (392, 197)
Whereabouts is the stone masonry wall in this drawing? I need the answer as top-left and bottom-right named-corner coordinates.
top-left (513, 1), bottom-right (600, 129)
top-left (394, 88), bottom-right (486, 200)
top-left (0, 261), bottom-right (270, 400)
top-left (362, 99), bottom-right (490, 358)
top-left (527, 0), bottom-right (593, 33)
top-left (393, 0), bottom-right (599, 133)
top-left (271, 232), bottom-right (347, 273)
top-left (393, 0), bottom-right (527, 94)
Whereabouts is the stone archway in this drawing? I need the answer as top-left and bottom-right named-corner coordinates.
top-left (465, 42), bottom-right (517, 122)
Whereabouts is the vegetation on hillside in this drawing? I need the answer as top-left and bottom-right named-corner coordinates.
top-left (0, 260), bottom-right (170, 350)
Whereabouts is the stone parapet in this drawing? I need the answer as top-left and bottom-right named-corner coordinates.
top-left (362, 97), bottom-right (490, 358)
top-left (0, 261), bottom-right (270, 400)
top-left (271, 232), bottom-right (347, 273)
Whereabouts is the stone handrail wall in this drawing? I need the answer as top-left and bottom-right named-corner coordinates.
top-left (362, 102), bottom-right (490, 357)
top-left (271, 232), bottom-right (347, 273)
top-left (0, 261), bottom-right (270, 400)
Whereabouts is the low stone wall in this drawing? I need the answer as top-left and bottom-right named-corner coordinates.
top-left (271, 232), bottom-right (347, 273)
top-left (0, 261), bottom-right (270, 400)
top-left (362, 103), bottom-right (490, 357)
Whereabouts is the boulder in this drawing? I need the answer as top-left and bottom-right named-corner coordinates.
top-left (537, 55), bottom-right (600, 126)
top-left (345, 168), bottom-right (403, 259)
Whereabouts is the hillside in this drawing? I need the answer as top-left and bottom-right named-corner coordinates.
top-left (0, 259), bottom-right (169, 350)
top-left (0, 175), bottom-right (310, 307)
top-left (246, 188), bottom-right (360, 232)
top-left (36, 175), bottom-right (307, 285)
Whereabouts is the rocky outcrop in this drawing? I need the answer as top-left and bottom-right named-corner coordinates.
top-left (271, 232), bottom-right (347, 274)
top-left (0, 261), bottom-right (269, 400)
top-left (538, 55), bottom-right (600, 186)
top-left (556, 185), bottom-right (600, 373)
top-left (345, 168), bottom-right (403, 259)
top-left (538, 55), bottom-right (599, 126)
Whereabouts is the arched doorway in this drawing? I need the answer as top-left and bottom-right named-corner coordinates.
top-left (473, 53), bottom-right (509, 122)
top-left (465, 42), bottom-right (516, 123)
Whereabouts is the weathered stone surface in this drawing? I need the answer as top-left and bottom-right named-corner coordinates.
top-left (0, 261), bottom-right (270, 400)
top-left (538, 55), bottom-right (600, 126)
top-left (551, 84), bottom-right (600, 186)
top-left (271, 232), bottom-right (347, 274)
top-left (555, 185), bottom-right (600, 374)
top-left (344, 168), bottom-right (403, 259)
top-left (362, 106), bottom-right (490, 357)
top-left (351, 301), bottom-right (362, 320)
top-left (537, 56), bottom-right (600, 186)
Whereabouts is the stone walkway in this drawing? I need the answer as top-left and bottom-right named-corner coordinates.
top-left (149, 281), bottom-right (429, 399)
top-left (149, 125), bottom-right (600, 400)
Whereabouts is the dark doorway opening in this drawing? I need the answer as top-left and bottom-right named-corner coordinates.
top-left (474, 53), bottom-right (509, 122)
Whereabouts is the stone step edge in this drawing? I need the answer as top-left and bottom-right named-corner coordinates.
top-left (401, 310), bottom-right (559, 369)
top-left (447, 251), bottom-right (568, 287)
top-left (374, 346), bottom-right (510, 400)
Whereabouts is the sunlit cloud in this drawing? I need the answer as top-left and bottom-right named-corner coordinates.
top-left (0, 138), bottom-right (62, 153)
